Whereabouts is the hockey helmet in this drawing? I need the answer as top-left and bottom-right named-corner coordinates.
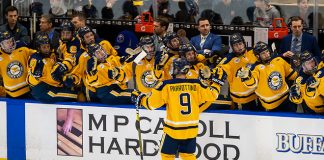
top-left (60, 20), bottom-right (74, 42)
top-left (171, 58), bottom-right (190, 77)
top-left (300, 50), bottom-right (318, 75)
top-left (36, 32), bottom-right (51, 57)
top-left (87, 43), bottom-right (108, 62)
top-left (253, 41), bottom-right (272, 64)
top-left (0, 31), bottom-right (16, 54)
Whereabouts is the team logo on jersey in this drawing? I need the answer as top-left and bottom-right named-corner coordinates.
top-left (116, 34), bottom-right (125, 43)
top-left (259, 65), bottom-right (265, 69)
top-left (70, 46), bottom-right (77, 54)
top-left (234, 58), bottom-right (240, 63)
top-left (0, 57), bottom-right (3, 61)
top-left (7, 61), bottom-right (23, 79)
top-left (268, 71), bottom-right (283, 90)
top-left (187, 71), bottom-right (192, 76)
top-left (141, 70), bottom-right (158, 88)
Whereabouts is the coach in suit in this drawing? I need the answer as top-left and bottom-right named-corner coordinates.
top-left (190, 18), bottom-right (222, 58)
top-left (279, 16), bottom-right (320, 70)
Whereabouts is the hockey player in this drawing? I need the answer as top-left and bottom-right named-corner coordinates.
top-left (78, 26), bottom-right (118, 57)
top-left (62, 26), bottom-right (115, 102)
top-left (237, 41), bottom-right (297, 112)
top-left (179, 43), bottom-right (231, 110)
top-left (290, 51), bottom-right (324, 114)
top-left (133, 58), bottom-right (221, 160)
top-left (27, 33), bottom-right (77, 103)
top-left (217, 33), bottom-right (258, 110)
top-left (86, 43), bottom-right (132, 104)
top-left (154, 32), bottom-right (181, 80)
top-left (0, 31), bottom-right (36, 98)
top-left (178, 43), bottom-right (206, 78)
top-left (113, 35), bottom-right (158, 94)
top-left (51, 20), bottom-right (82, 82)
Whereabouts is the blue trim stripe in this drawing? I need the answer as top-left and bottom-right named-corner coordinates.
top-left (7, 99), bottom-right (26, 160)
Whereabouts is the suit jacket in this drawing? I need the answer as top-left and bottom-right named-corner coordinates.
top-left (0, 22), bottom-right (30, 45)
top-left (279, 33), bottom-right (321, 60)
top-left (190, 33), bottom-right (222, 54)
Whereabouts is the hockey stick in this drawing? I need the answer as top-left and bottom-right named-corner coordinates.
top-left (125, 47), bottom-right (142, 55)
top-left (135, 102), bottom-right (144, 160)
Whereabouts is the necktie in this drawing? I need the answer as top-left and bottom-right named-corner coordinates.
top-left (200, 37), bottom-right (206, 49)
top-left (291, 38), bottom-right (299, 54)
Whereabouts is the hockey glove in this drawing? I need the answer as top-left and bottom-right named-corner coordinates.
top-left (199, 66), bottom-right (211, 79)
top-left (108, 67), bottom-right (121, 80)
top-left (237, 67), bottom-right (251, 82)
top-left (289, 84), bottom-right (302, 103)
top-left (154, 52), bottom-right (169, 70)
top-left (136, 93), bottom-right (146, 108)
top-left (32, 59), bottom-right (44, 78)
top-left (202, 50), bottom-right (213, 58)
top-left (63, 75), bottom-right (75, 88)
top-left (51, 62), bottom-right (68, 81)
top-left (87, 57), bottom-right (98, 76)
top-left (306, 76), bottom-right (319, 88)
top-left (131, 90), bottom-right (141, 104)
top-left (211, 67), bottom-right (226, 86)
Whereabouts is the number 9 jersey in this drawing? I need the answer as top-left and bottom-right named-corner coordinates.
top-left (140, 78), bottom-right (220, 140)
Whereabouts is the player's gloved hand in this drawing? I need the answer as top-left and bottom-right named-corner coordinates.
top-left (120, 47), bottom-right (142, 63)
top-left (289, 84), bottom-right (301, 102)
top-left (108, 67), bottom-right (121, 80)
top-left (136, 93), bottom-right (146, 108)
top-left (211, 54), bottom-right (223, 65)
top-left (51, 62), bottom-right (68, 81)
top-left (199, 65), bottom-right (211, 79)
top-left (203, 49), bottom-right (213, 58)
top-left (236, 67), bottom-right (251, 82)
top-left (32, 59), bottom-right (44, 78)
top-left (87, 57), bottom-right (98, 76)
top-left (154, 52), bottom-right (169, 70)
top-left (131, 90), bottom-right (141, 104)
top-left (305, 76), bottom-right (319, 92)
top-left (211, 67), bottom-right (226, 86)
top-left (63, 75), bottom-right (75, 88)
top-left (306, 76), bottom-right (319, 88)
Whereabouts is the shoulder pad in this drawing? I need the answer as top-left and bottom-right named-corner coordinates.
top-left (315, 68), bottom-right (324, 78)
top-left (220, 53), bottom-right (235, 65)
top-left (154, 81), bottom-right (165, 91)
top-left (30, 52), bottom-right (42, 60)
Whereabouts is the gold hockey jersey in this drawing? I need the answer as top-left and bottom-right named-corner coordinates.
top-left (27, 53), bottom-right (62, 87)
top-left (302, 77), bottom-right (324, 113)
top-left (86, 55), bottom-right (126, 89)
top-left (122, 58), bottom-right (158, 94)
top-left (140, 79), bottom-right (220, 140)
top-left (294, 69), bottom-right (324, 113)
top-left (67, 51), bottom-right (95, 92)
top-left (244, 57), bottom-right (297, 110)
top-left (57, 37), bottom-right (81, 71)
top-left (0, 47), bottom-right (36, 97)
top-left (154, 51), bottom-right (179, 80)
top-left (218, 50), bottom-right (258, 104)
